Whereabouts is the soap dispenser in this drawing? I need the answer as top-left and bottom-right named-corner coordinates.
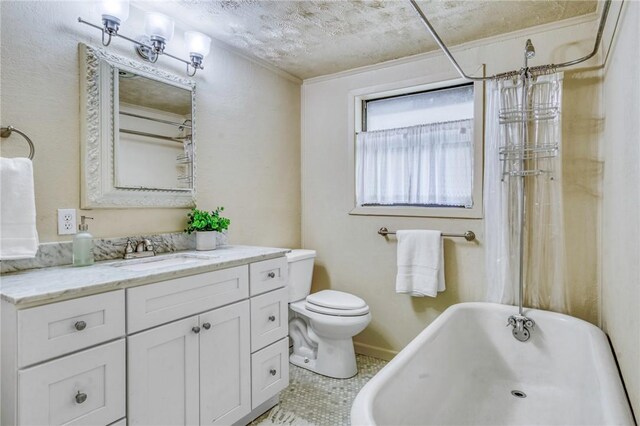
top-left (73, 216), bottom-right (94, 267)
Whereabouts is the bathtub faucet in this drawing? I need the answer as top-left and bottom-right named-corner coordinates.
top-left (507, 314), bottom-right (535, 342)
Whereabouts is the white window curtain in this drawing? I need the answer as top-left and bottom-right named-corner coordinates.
top-left (356, 119), bottom-right (474, 207)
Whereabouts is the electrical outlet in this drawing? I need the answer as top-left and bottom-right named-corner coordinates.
top-left (57, 209), bottom-right (77, 235)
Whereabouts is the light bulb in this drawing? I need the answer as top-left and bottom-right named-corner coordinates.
top-left (185, 31), bottom-right (211, 58)
top-left (145, 12), bottom-right (174, 43)
top-left (98, 0), bottom-right (130, 24)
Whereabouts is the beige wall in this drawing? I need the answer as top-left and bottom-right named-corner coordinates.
top-left (301, 19), bottom-right (603, 358)
top-left (601, 1), bottom-right (640, 417)
top-left (0, 1), bottom-right (301, 248)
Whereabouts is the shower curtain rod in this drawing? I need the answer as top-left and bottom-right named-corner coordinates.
top-left (407, 0), bottom-right (612, 81)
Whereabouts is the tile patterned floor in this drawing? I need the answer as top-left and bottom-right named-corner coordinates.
top-left (253, 355), bottom-right (387, 426)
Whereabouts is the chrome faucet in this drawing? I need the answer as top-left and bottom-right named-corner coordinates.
top-left (507, 314), bottom-right (535, 342)
top-left (124, 238), bottom-right (156, 259)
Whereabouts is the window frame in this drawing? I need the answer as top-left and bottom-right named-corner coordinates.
top-left (347, 70), bottom-right (485, 219)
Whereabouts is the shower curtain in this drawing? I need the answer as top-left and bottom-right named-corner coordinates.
top-left (484, 73), bottom-right (567, 312)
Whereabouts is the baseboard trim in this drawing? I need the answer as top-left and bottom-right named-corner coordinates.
top-left (354, 342), bottom-right (397, 361)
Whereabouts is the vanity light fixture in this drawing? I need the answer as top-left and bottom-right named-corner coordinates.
top-left (185, 31), bottom-right (212, 76)
top-left (97, 0), bottom-right (129, 46)
top-left (78, 2), bottom-right (211, 76)
top-left (135, 12), bottom-right (175, 64)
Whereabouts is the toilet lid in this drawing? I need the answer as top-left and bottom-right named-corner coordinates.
top-left (305, 290), bottom-right (369, 316)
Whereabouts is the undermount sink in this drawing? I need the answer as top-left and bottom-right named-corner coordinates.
top-left (109, 254), bottom-right (215, 272)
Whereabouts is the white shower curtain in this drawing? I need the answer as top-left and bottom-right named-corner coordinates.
top-left (484, 73), bottom-right (567, 312)
top-left (484, 78), bottom-right (516, 304)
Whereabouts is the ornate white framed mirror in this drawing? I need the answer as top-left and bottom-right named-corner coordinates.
top-left (79, 43), bottom-right (196, 208)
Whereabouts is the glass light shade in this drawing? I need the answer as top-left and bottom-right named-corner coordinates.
top-left (145, 12), bottom-right (174, 42)
top-left (185, 31), bottom-right (211, 58)
top-left (98, 0), bottom-right (130, 22)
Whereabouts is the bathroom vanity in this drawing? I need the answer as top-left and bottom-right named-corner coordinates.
top-left (0, 246), bottom-right (290, 426)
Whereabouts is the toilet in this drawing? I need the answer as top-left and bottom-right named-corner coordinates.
top-left (287, 249), bottom-right (371, 379)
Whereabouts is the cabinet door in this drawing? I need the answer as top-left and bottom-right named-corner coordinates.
top-left (199, 300), bottom-right (251, 425)
top-left (128, 317), bottom-right (200, 426)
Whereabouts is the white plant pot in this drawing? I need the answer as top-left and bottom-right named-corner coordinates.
top-left (195, 231), bottom-right (217, 251)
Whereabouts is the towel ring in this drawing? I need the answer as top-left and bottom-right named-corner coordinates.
top-left (1, 126), bottom-right (35, 160)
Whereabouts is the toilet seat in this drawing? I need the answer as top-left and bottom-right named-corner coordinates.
top-left (305, 304), bottom-right (370, 316)
top-left (305, 290), bottom-right (369, 316)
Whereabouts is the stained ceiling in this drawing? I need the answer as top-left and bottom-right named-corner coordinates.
top-left (137, 0), bottom-right (598, 80)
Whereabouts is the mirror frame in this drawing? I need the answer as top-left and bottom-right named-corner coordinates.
top-left (79, 43), bottom-right (196, 208)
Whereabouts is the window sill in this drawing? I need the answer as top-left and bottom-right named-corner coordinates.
top-left (349, 205), bottom-right (483, 219)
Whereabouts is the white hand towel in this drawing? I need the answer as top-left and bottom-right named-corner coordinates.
top-left (395, 230), bottom-right (445, 297)
top-left (1, 157), bottom-right (39, 259)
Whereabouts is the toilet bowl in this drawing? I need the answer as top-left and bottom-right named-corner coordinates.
top-left (287, 250), bottom-right (371, 379)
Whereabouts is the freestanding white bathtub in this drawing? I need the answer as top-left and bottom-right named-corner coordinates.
top-left (351, 302), bottom-right (635, 426)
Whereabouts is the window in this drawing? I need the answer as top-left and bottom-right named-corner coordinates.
top-left (356, 83), bottom-right (475, 209)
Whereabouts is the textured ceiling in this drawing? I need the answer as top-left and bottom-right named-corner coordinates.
top-left (138, 0), bottom-right (598, 79)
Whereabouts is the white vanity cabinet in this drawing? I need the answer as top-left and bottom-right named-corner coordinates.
top-left (1, 253), bottom-right (289, 426)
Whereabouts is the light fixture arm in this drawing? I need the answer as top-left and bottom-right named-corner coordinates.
top-left (79, 17), bottom-right (154, 52)
top-left (186, 64), bottom-right (197, 77)
top-left (78, 16), bottom-right (205, 76)
top-left (101, 29), bottom-right (113, 47)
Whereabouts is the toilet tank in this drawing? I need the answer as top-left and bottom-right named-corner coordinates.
top-left (286, 249), bottom-right (316, 302)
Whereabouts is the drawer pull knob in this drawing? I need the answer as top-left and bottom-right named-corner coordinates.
top-left (267, 272), bottom-right (276, 279)
top-left (268, 315), bottom-right (276, 322)
top-left (74, 321), bottom-right (87, 331)
top-left (75, 391), bottom-right (87, 404)
top-left (270, 369), bottom-right (277, 376)
top-left (202, 322), bottom-right (211, 330)
top-left (192, 326), bottom-right (201, 334)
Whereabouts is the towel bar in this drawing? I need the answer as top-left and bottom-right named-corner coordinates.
top-left (1, 126), bottom-right (35, 160)
top-left (378, 227), bottom-right (475, 241)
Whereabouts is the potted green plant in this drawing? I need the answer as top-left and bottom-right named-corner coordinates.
top-left (185, 207), bottom-right (231, 251)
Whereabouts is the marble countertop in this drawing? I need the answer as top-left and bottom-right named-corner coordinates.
top-left (0, 245), bottom-right (289, 308)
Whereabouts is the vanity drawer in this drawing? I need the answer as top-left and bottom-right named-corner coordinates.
top-left (251, 337), bottom-right (289, 409)
top-left (250, 287), bottom-right (288, 352)
top-left (249, 257), bottom-right (288, 296)
top-left (18, 339), bottom-right (125, 426)
top-left (17, 290), bottom-right (125, 367)
top-left (127, 266), bottom-right (249, 333)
